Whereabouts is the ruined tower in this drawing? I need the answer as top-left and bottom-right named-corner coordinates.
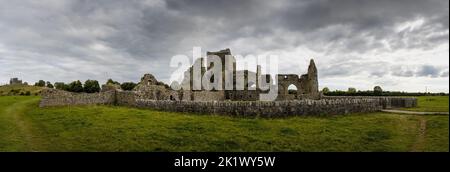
top-left (307, 59), bottom-right (318, 94)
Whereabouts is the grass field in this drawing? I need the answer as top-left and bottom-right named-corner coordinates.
top-left (402, 96), bottom-right (449, 112)
top-left (0, 85), bottom-right (44, 96)
top-left (0, 96), bottom-right (448, 152)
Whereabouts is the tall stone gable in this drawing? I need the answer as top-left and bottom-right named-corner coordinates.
top-left (307, 59), bottom-right (318, 94)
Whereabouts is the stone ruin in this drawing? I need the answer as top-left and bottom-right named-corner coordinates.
top-left (9, 78), bottom-right (23, 85)
top-left (173, 48), bottom-right (320, 101)
top-left (99, 48), bottom-right (320, 102)
top-left (39, 48), bottom-right (418, 117)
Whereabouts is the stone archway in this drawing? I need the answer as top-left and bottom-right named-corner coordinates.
top-left (277, 74), bottom-right (303, 96)
top-left (287, 84), bottom-right (298, 94)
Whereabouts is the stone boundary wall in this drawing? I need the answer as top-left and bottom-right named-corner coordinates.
top-left (131, 99), bottom-right (383, 117)
top-left (39, 89), bottom-right (115, 107)
top-left (116, 90), bottom-right (137, 106)
top-left (191, 91), bottom-right (225, 101)
top-left (39, 89), bottom-right (418, 117)
top-left (322, 96), bottom-right (417, 108)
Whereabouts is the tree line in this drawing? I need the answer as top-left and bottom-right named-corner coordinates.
top-left (322, 86), bottom-right (448, 96)
top-left (34, 79), bottom-right (137, 93)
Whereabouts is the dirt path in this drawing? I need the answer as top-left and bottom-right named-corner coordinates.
top-left (381, 109), bottom-right (449, 115)
top-left (2, 98), bottom-right (48, 151)
top-left (411, 116), bottom-right (427, 152)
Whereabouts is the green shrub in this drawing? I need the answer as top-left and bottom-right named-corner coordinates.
top-left (84, 80), bottom-right (100, 93)
top-left (67, 80), bottom-right (83, 93)
top-left (34, 80), bottom-right (46, 87)
top-left (54, 82), bottom-right (67, 90)
top-left (46, 81), bottom-right (54, 89)
top-left (106, 79), bottom-right (120, 85)
top-left (120, 82), bottom-right (137, 91)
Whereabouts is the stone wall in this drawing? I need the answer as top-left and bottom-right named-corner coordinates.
top-left (115, 90), bottom-right (136, 106)
top-left (322, 96), bottom-right (418, 108)
top-left (39, 88), bottom-right (418, 117)
top-left (225, 90), bottom-right (259, 101)
top-left (132, 98), bottom-right (383, 117)
top-left (134, 85), bottom-right (171, 100)
top-left (39, 89), bottom-right (115, 107)
top-left (191, 91), bottom-right (225, 101)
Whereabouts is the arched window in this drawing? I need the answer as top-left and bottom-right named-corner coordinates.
top-left (287, 84), bottom-right (297, 94)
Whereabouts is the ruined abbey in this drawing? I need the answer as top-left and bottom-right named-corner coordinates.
top-left (99, 48), bottom-right (320, 102)
top-left (39, 49), bottom-right (418, 117)
top-left (177, 49), bottom-right (320, 101)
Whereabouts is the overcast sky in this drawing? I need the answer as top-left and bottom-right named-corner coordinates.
top-left (0, 0), bottom-right (448, 92)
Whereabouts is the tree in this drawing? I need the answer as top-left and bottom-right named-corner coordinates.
top-left (67, 80), bottom-right (83, 93)
top-left (120, 82), bottom-right (137, 91)
top-left (84, 80), bottom-right (100, 93)
top-left (374, 86), bottom-right (383, 96)
top-left (34, 80), bottom-right (45, 87)
top-left (347, 87), bottom-right (357, 93)
top-left (322, 87), bottom-right (330, 94)
top-left (106, 79), bottom-right (120, 85)
top-left (46, 81), bottom-right (54, 89)
top-left (54, 82), bottom-right (66, 90)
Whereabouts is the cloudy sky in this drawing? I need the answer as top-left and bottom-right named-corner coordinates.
top-left (0, 0), bottom-right (448, 92)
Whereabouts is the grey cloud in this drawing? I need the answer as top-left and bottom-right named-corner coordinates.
top-left (319, 61), bottom-right (390, 78)
top-left (391, 66), bottom-right (416, 77)
top-left (417, 65), bottom-right (442, 78)
top-left (0, 0), bottom-right (448, 92)
top-left (277, 0), bottom-right (448, 53)
top-left (441, 70), bottom-right (449, 77)
top-left (390, 65), bottom-right (448, 78)
top-left (321, 62), bottom-right (449, 79)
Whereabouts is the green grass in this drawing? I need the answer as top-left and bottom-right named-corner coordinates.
top-left (0, 96), bottom-right (36, 151)
top-left (0, 85), bottom-right (44, 96)
top-left (0, 96), bottom-right (448, 152)
top-left (403, 96), bottom-right (449, 112)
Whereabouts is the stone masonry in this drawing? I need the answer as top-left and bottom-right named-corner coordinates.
top-left (40, 89), bottom-right (115, 107)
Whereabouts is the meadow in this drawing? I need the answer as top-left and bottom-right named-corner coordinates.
top-left (0, 84), bottom-right (44, 96)
top-left (402, 96), bottom-right (449, 112)
top-left (0, 95), bottom-right (448, 152)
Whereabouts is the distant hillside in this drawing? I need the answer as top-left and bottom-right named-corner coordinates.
top-left (0, 85), bottom-right (45, 96)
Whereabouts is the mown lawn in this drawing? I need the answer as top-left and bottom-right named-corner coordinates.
top-left (0, 96), bottom-right (448, 152)
top-left (403, 96), bottom-right (449, 112)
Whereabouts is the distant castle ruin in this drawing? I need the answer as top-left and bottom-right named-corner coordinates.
top-left (9, 78), bottom-right (23, 85)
